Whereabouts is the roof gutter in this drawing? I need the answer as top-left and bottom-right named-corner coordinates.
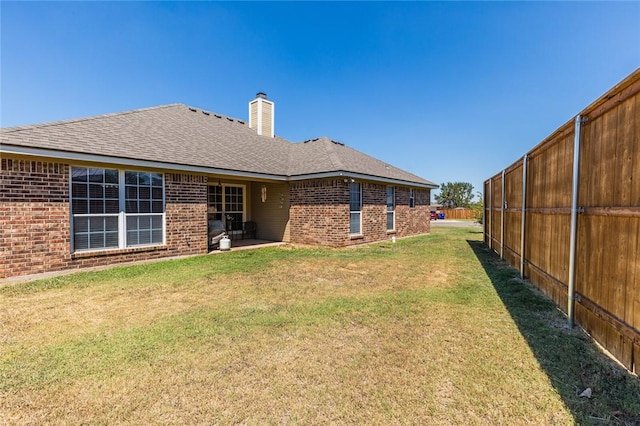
top-left (288, 171), bottom-right (439, 189)
top-left (2, 145), bottom-right (438, 189)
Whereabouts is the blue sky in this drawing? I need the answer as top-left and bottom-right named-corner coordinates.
top-left (2, 2), bottom-right (639, 199)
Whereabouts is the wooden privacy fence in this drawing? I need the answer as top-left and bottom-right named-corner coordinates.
top-left (440, 208), bottom-right (476, 220)
top-left (484, 68), bottom-right (640, 374)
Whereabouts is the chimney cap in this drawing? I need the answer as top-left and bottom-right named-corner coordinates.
top-left (256, 92), bottom-right (267, 99)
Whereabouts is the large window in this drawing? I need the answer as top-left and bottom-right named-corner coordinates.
top-left (71, 167), bottom-right (164, 252)
top-left (386, 186), bottom-right (395, 231)
top-left (71, 168), bottom-right (120, 250)
top-left (349, 182), bottom-right (362, 235)
top-left (224, 185), bottom-right (244, 231)
top-left (208, 185), bottom-right (223, 220)
top-left (207, 184), bottom-right (245, 232)
top-left (125, 171), bottom-right (164, 247)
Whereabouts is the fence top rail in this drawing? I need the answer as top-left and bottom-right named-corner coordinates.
top-left (485, 67), bottom-right (640, 181)
top-left (486, 157), bottom-right (525, 183)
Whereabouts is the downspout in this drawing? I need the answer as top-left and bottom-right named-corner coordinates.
top-left (520, 155), bottom-right (528, 278)
top-left (500, 169), bottom-right (505, 259)
top-left (568, 115), bottom-right (583, 327)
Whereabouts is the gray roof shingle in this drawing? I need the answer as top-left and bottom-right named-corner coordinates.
top-left (1, 103), bottom-right (436, 187)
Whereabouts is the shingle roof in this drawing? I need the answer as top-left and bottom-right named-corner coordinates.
top-left (1, 103), bottom-right (436, 187)
top-left (288, 137), bottom-right (432, 184)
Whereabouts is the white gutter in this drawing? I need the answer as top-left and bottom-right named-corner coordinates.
top-left (567, 115), bottom-right (583, 328)
top-left (1, 145), bottom-right (438, 189)
top-left (288, 171), bottom-right (439, 189)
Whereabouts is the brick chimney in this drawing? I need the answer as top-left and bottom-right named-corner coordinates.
top-left (249, 92), bottom-right (274, 137)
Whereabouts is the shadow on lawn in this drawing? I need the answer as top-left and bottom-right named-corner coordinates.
top-left (466, 239), bottom-right (640, 426)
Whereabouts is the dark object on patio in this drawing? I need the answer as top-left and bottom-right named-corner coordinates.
top-left (208, 219), bottom-right (226, 249)
top-left (242, 221), bottom-right (257, 239)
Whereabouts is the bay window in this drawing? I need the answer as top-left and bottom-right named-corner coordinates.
top-left (71, 167), bottom-right (164, 252)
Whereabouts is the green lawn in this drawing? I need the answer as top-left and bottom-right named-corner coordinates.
top-left (1, 227), bottom-right (638, 424)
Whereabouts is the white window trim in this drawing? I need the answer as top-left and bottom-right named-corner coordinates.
top-left (387, 186), bottom-right (396, 232)
top-left (349, 182), bottom-right (362, 236)
top-left (70, 168), bottom-right (166, 253)
top-left (409, 188), bottom-right (416, 208)
top-left (207, 183), bottom-right (247, 235)
top-left (350, 211), bottom-right (362, 236)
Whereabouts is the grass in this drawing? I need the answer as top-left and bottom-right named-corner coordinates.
top-left (1, 227), bottom-right (638, 425)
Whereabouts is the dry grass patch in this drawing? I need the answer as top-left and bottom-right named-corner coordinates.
top-left (1, 228), bottom-right (639, 424)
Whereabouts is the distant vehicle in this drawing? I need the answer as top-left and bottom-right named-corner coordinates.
top-left (430, 211), bottom-right (438, 220)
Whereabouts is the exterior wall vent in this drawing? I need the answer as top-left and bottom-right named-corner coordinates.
top-left (249, 92), bottom-right (275, 138)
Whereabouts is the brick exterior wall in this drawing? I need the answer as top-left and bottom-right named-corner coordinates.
top-left (1, 156), bottom-right (430, 279)
top-left (1, 157), bottom-right (209, 280)
top-left (395, 187), bottom-right (432, 237)
top-left (289, 179), bottom-right (350, 247)
top-left (1, 159), bottom-right (71, 278)
top-left (361, 182), bottom-right (390, 244)
top-left (164, 173), bottom-right (208, 255)
top-left (289, 179), bottom-right (431, 247)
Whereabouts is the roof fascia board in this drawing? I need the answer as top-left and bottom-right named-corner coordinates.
top-left (288, 171), bottom-right (439, 189)
top-left (2, 146), bottom-right (437, 188)
top-left (1, 145), bottom-right (288, 181)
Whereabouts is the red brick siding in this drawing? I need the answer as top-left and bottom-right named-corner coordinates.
top-left (289, 179), bottom-right (431, 247)
top-left (1, 159), bottom-right (71, 278)
top-left (360, 182), bottom-right (389, 243)
top-left (289, 179), bottom-right (349, 247)
top-left (395, 188), bottom-right (431, 237)
top-left (1, 157), bottom-right (209, 279)
top-left (164, 173), bottom-right (208, 255)
top-left (1, 155), bottom-right (430, 279)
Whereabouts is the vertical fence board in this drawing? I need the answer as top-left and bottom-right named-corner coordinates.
top-left (594, 104), bottom-right (617, 353)
top-left (484, 181), bottom-right (491, 246)
top-left (503, 162), bottom-right (523, 266)
top-left (625, 92), bottom-right (640, 373)
top-left (605, 216), bottom-right (623, 359)
top-left (631, 93), bottom-right (640, 207)
top-left (491, 173), bottom-right (503, 254)
top-left (627, 218), bottom-right (640, 338)
top-left (618, 93), bottom-right (638, 207)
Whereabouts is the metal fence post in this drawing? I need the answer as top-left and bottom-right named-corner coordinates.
top-left (520, 155), bottom-right (528, 278)
top-left (568, 115), bottom-right (583, 328)
top-left (488, 178), bottom-right (493, 249)
top-left (500, 170), bottom-right (505, 259)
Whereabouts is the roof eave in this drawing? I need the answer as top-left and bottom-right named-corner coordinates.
top-left (1, 145), bottom-right (439, 188)
top-left (288, 170), bottom-right (439, 189)
top-left (0, 145), bottom-right (288, 181)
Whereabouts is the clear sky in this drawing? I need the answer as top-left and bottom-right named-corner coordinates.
top-left (2, 1), bottom-right (639, 199)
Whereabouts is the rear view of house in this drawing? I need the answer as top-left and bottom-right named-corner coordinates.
top-left (1, 94), bottom-right (437, 280)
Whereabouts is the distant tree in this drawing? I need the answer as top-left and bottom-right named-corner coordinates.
top-left (469, 191), bottom-right (484, 224)
top-left (435, 182), bottom-right (474, 208)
